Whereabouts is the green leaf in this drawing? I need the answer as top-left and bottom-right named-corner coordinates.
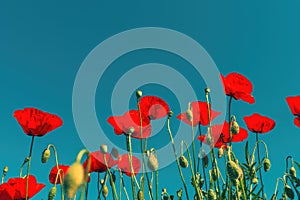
top-left (245, 141), bottom-right (251, 165)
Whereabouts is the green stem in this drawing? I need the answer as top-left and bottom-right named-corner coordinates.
top-left (191, 124), bottom-right (197, 174)
top-left (119, 170), bottom-right (130, 200)
top-left (25, 136), bottom-right (35, 200)
top-left (255, 133), bottom-right (264, 196)
top-left (104, 154), bottom-right (118, 200)
top-left (77, 149), bottom-right (90, 200)
top-left (198, 124), bottom-right (208, 192)
top-left (126, 135), bottom-right (138, 200)
top-left (167, 116), bottom-right (190, 200)
top-left (155, 170), bottom-right (158, 200)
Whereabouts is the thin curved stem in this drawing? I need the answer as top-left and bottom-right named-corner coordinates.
top-left (126, 135), bottom-right (138, 200)
top-left (25, 136), bottom-right (35, 200)
top-left (104, 154), bottom-right (118, 200)
top-left (255, 133), bottom-right (264, 196)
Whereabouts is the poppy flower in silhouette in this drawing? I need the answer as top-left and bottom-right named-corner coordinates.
top-left (176, 101), bottom-right (221, 126)
top-left (49, 165), bottom-right (91, 184)
top-left (244, 113), bottom-right (275, 133)
top-left (83, 151), bottom-right (118, 173)
top-left (118, 154), bottom-right (141, 176)
top-left (13, 108), bottom-right (63, 137)
top-left (286, 95), bottom-right (300, 128)
top-left (107, 110), bottom-right (152, 139)
top-left (0, 175), bottom-right (45, 200)
top-left (220, 72), bottom-right (255, 104)
top-left (139, 96), bottom-right (169, 120)
top-left (198, 121), bottom-right (248, 148)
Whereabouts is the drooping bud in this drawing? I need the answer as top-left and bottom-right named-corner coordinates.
top-left (226, 161), bottom-right (243, 183)
top-left (147, 152), bottom-right (159, 171)
top-left (230, 116), bottom-right (239, 135)
top-left (102, 185), bottom-right (109, 198)
top-left (42, 148), bottom-right (51, 163)
top-left (64, 162), bottom-right (84, 199)
top-left (136, 90), bottom-right (143, 99)
top-left (263, 158), bottom-right (271, 172)
top-left (289, 166), bottom-right (297, 178)
top-left (111, 147), bottom-right (119, 159)
top-left (2, 166), bottom-right (8, 175)
top-left (138, 190), bottom-right (144, 200)
top-left (168, 111), bottom-right (173, 118)
top-left (208, 189), bottom-right (217, 200)
top-left (179, 155), bottom-right (189, 168)
top-left (284, 184), bottom-right (295, 199)
top-left (48, 186), bottom-right (57, 200)
top-left (100, 144), bottom-right (108, 154)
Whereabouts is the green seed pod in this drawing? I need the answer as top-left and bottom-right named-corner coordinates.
top-left (102, 185), bottom-right (109, 198)
top-left (263, 158), bottom-right (271, 172)
top-left (168, 111), bottom-right (173, 118)
top-left (136, 90), bottom-right (143, 99)
top-left (138, 190), bottom-right (144, 200)
top-left (226, 161), bottom-right (243, 183)
top-left (3, 166), bottom-right (8, 174)
top-left (290, 166), bottom-right (297, 178)
top-left (48, 186), bottom-right (57, 200)
top-left (100, 144), bottom-right (108, 154)
top-left (208, 189), bottom-right (217, 200)
top-left (64, 162), bottom-right (84, 199)
top-left (230, 120), bottom-right (239, 135)
top-left (42, 148), bottom-right (51, 163)
top-left (179, 155), bottom-right (189, 168)
top-left (147, 153), bottom-right (159, 171)
top-left (284, 185), bottom-right (294, 199)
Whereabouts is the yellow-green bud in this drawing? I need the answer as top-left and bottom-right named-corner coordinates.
top-left (226, 161), bottom-right (243, 183)
top-left (42, 148), bottom-right (51, 163)
top-left (179, 155), bottom-right (189, 168)
top-left (48, 186), bottom-right (57, 200)
top-left (100, 144), bottom-right (108, 154)
top-left (263, 158), bottom-right (271, 172)
top-left (208, 189), bottom-right (217, 200)
top-left (64, 162), bottom-right (84, 199)
top-left (186, 109), bottom-right (193, 122)
top-left (205, 88), bottom-right (211, 93)
top-left (136, 90), bottom-right (143, 99)
top-left (230, 121), bottom-right (239, 135)
top-left (290, 166), bottom-right (297, 177)
top-left (138, 190), bottom-right (144, 200)
top-left (3, 166), bottom-right (8, 174)
top-left (252, 177), bottom-right (258, 184)
top-left (218, 147), bottom-right (224, 158)
top-left (128, 127), bottom-right (135, 135)
top-left (147, 153), bottom-right (159, 171)
top-left (284, 185), bottom-right (295, 199)
top-left (177, 188), bottom-right (183, 199)
top-left (102, 185), bottom-right (109, 198)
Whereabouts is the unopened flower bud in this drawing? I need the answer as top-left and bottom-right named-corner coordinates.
top-left (208, 189), bottom-right (217, 200)
top-left (290, 166), bottom-right (297, 177)
top-left (111, 147), bottom-right (119, 159)
top-left (3, 166), bottom-right (8, 174)
top-left (186, 109), bottom-right (193, 122)
top-left (218, 147), bottom-right (224, 158)
top-left (230, 120), bottom-right (239, 135)
top-left (138, 190), bottom-right (144, 200)
top-left (48, 186), bottom-right (57, 200)
top-left (263, 158), bottom-right (271, 172)
top-left (179, 155), bottom-right (189, 168)
top-left (128, 127), bottom-right (135, 135)
top-left (136, 90), bottom-right (143, 99)
top-left (168, 111), bottom-right (173, 118)
top-left (100, 144), bottom-right (108, 154)
top-left (177, 188), bottom-right (183, 199)
top-left (226, 161), bottom-right (243, 183)
top-left (252, 177), bottom-right (258, 184)
top-left (284, 185), bottom-right (295, 199)
top-left (102, 185), bottom-right (109, 197)
top-left (205, 88), bottom-right (211, 93)
top-left (64, 162), bottom-right (84, 199)
top-left (42, 148), bottom-right (51, 163)
top-left (147, 153), bottom-right (159, 171)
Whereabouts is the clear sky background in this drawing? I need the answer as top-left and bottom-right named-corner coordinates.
top-left (1, 1), bottom-right (300, 199)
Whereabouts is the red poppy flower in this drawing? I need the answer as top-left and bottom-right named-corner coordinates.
top-left (198, 121), bottom-right (248, 148)
top-left (220, 72), bottom-right (255, 104)
top-left (0, 175), bottom-right (45, 200)
top-left (286, 96), bottom-right (300, 127)
top-left (176, 101), bottom-right (221, 126)
top-left (13, 108), bottom-right (63, 137)
top-left (49, 165), bottom-right (91, 184)
top-left (83, 151), bottom-right (118, 173)
top-left (107, 110), bottom-right (152, 139)
top-left (139, 96), bottom-right (169, 120)
top-left (118, 154), bottom-right (141, 176)
top-left (244, 113), bottom-right (275, 134)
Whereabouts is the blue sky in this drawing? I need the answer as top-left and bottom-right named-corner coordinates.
top-left (1, 1), bottom-right (300, 199)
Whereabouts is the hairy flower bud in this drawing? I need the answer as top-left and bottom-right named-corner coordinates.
top-left (205, 88), bottom-right (211, 93)
top-left (3, 166), bottom-right (8, 174)
top-left (252, 177), bottom-right (258, 184)
top-left (290, 166), bottom-right (297, 178)
top-left (64, 162), bottom-right (84, 199)
top-left (226, 161), bottom-right (243, 183)
top-left (48, 186), bottom-right (57, 200)
top-left (147, 153), bottom-right (159, 171)
top-left (230, 120), bottom-right (239, 135)
top-left (100, 144), bottom-right (108, 154)
top-left (263, 158), bottom-right (271, 172)
top-left (102, 185), bottom-right (109, 198)
top-left (136, 90), bottom-right (143, 99)
top-left (208, 189), bottom-right (217, 200)
top-left (284, 185), bottom-right (294, 199)
top-left (179, 155), bottom-right (189, 168)
top-left (138, 190), bottom-right (144, 200)
top-left (42, 148), bottom-right (51, 163)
